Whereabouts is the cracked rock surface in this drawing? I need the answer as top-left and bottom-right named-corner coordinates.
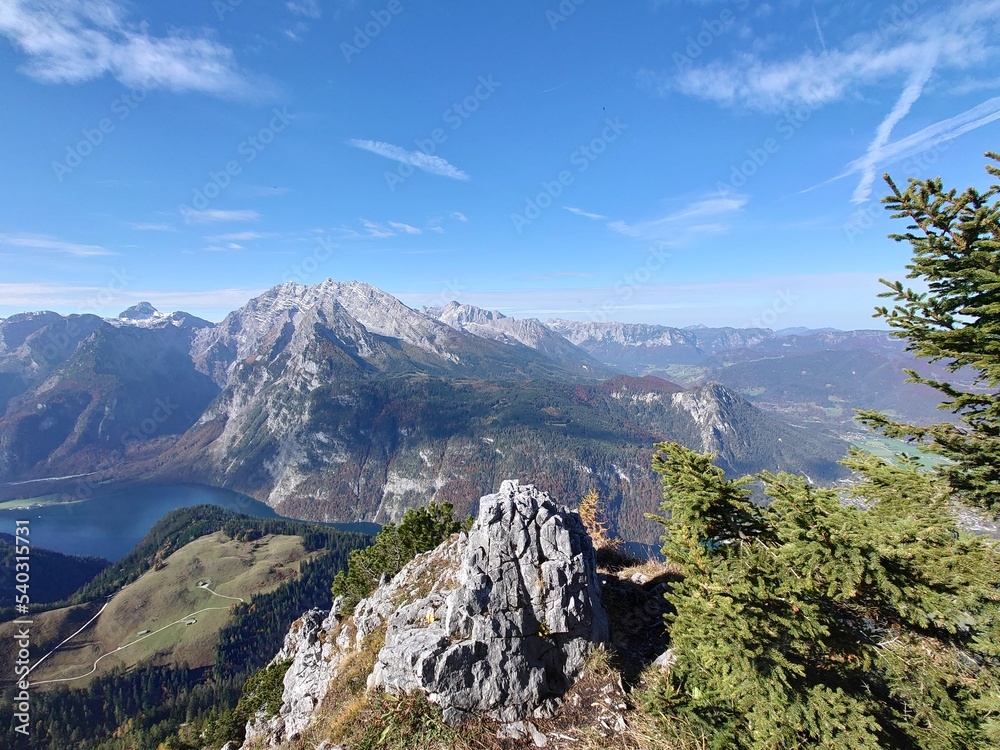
top-left (371, 480), bottom-right (609, 723)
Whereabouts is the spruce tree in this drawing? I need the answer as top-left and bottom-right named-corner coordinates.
top-left (643, 156), bottom-right (1000, 748)
top-left (857, 152), bottom-right (1000, 513)
top-left (646, 441), bottom-right (999, 749)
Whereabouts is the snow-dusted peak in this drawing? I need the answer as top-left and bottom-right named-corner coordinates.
top-left (119, 301), bottom-right (159, 320)
top-left (108, 303), bottom-right (211, 330)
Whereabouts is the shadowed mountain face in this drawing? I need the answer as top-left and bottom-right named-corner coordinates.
top-left (0, 282), bottom-right (850, 546)
top-left (0, 308), bottom-right (218, 481)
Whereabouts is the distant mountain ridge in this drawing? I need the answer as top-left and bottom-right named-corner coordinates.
top-left (0, 280), bottom-right (874, 546)
top-left (424, 301), bottom-right (613, 376)
top-left (547, 319), bottom-right (950, 427)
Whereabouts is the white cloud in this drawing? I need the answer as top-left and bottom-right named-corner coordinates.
top-left (608, 195), bottom-right (748, 241)
top-left (643, 1), bottom-right (1000, 113)
top-left (361, 219), bottom-right (394, 238)
top-left (389, 221), bottom-right (422, 235)
top-left (831, 96), bottom-right (1000, 190)
top-left (0, 0), bottom-right (261, 97)
top-left (451, 211), bottom-right (469, 222)
top-left (564, 206), bottom-right (607, 220)
top-left (0, 232), bottom-right (114, 256)
top-left (333, 217), bottom-right (433, 239)
top-left (348, 139), bottom-right (470, 180)
top-left (181, 208), bottom-right (260, 224)
top-left (811, 5), bottom-right (827, 53)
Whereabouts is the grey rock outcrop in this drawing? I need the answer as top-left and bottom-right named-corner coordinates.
top-left (370, 479), bottom-right (609, 723)
top-left (243, 608), bottom-right (346, 746)
top-left (241, 480), bottom-right (608, 746)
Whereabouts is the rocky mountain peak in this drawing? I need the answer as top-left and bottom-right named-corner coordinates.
top-left (118, 301), bottom-right (158, 320)
top-left (436, 300), bottom-right (507, 326)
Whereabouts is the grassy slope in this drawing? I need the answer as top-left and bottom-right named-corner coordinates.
top-left (0, 531), bottom-right (317, 687)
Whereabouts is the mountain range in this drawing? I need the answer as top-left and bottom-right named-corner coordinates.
top-left (1, 279), bottom-right (936, 546)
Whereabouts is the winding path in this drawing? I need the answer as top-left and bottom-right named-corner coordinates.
top-left (27, 582), bottom-right (246, 686)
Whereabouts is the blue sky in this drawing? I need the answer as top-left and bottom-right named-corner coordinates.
top-left (1, 0), bottom-right (999, 329)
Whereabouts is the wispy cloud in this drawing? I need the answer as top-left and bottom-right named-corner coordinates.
top-left (0, 0), bottom-right (263, 98)
top-left (811, 5), bottom-right (827, 53)
top-left (564, 206), bottom-right (607, 220)
top-left (361, 219), bottom-right (394, 238)
top-left (208, 231), bottom-right (269, 241)
top-left (824, 95), bottom-right (1000, 193)
top-left (0, 232), bottom-right (114, 256)
top-left (389, 221), bottom-right (422, 235)
top-left (181, 208), bottom-right (260, 224)
top-left (333, 220), bottom-right (391, 239)
top-left (851, 54), bottom-right (937, 203)
top-left (128, 222), bottom-right (172, 231)
top-left (348, 139), bottom-right (470, 181)
top-left (641, 1), bottom-right (1000, 113)
top-left (608, 195), bottom-right (748, 241)
top-left (287, 0), bottom-right (321, 18)
top-left (451, 211), bottom-right (469, 222)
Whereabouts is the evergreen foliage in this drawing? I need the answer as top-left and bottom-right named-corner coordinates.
top-left (0, 510), bottom-right (366, 750)
top-left (645, 441), bottom-right (999, 749)
top-left (231, 659), bottom-right (293, 728)
top-left (0, 533), bottom-right (108, 617)
top-left (857, 153), bottom-right (1000, 512)
top-left (331, 502), bottom-right (467, 612)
